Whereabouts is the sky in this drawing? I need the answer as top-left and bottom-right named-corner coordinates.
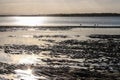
top-left (0, 0), bottom-right (120, 15)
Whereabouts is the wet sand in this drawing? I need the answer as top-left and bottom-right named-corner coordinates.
top-left (0, 26), bottom-right (120, 80)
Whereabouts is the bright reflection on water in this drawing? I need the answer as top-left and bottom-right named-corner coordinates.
top-left (14, 17), bottom-right (47, 26)
top-left (0, 50), bottom-right (47, 79)
top-left (0, 53), bottom-right (47, 80)
top-left (14, 54), bottom-right (47, 80)
top-left (1, 16), bottom-right (120, 26)
top-left (5, 53), bottom-right (46, 65)
top-left (18, 54), bottom-right (40, 64)
top-left (15, 68), bottom-right (36, 80)
top-left (15, 68), bottom-right (47, 80)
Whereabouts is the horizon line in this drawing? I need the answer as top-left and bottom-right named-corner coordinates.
top-left (0, 13), bottom-right (120, 16)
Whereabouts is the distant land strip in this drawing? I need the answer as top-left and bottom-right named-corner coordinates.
top-left (0, 13), bottom-right (120, 17)
top-left (0, 26), bottom-right (120, 28)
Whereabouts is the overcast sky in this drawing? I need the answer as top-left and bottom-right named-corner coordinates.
top-left (0, 0), bottom-right (120, 15)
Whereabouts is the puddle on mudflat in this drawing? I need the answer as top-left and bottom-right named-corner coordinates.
top-left (14, 68), bottom-right (47, 80)
top-left (0, 53), bottom-right (49, 80)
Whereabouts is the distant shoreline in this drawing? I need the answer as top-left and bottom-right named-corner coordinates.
top-left (0, 25), bottom-right (120, 28)
top-left (0, 13), bottom-right (120, 17)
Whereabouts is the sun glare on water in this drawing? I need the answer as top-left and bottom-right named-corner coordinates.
top-left (14, 17), bottom-right (46, 26)
top-left (13, 54), bottom-right (47, 80)
top-left (15, 54), bottom-right (46, 65)
top-left (15, 68), bottom-right (39, 80)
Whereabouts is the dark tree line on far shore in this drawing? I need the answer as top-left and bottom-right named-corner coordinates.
top-left (1, 13), bottom-right (120, 17)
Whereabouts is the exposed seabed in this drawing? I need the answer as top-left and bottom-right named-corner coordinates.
top-left (0, 26), bottom-right (120, 80)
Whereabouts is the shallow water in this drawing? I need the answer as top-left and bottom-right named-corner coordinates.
top-left (0, 16), bottom-right (120, 26)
